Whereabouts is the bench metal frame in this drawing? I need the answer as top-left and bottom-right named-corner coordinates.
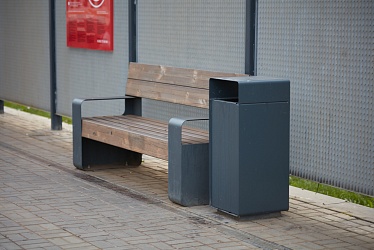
top-left (73, 96), bottom-right (142, 168)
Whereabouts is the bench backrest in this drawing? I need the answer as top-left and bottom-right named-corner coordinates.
top-left (126, 63), bottom-right (245, 109)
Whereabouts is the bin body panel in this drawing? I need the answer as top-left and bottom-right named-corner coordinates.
top-left (211, 99), bottom-right (289, 216)
top-left (211, 100), bottom-right (240, 212)
top-left (238, 102), bottom-right (289, 215)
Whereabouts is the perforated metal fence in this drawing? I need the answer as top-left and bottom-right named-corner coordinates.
top-left (55, 0), bottom-right (128, 117)
top-left (0, 0), bottom-right (50, 111)
top-left (256, 0), bottom-right (373, 196)
top-left (137, 0), bottom-right (246, 128)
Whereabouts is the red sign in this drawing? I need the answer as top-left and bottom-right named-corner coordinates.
top-left (66, 0), bottom-right (113, 51)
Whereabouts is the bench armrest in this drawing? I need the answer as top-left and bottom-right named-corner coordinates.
top-left (168, 117), bottom-right (209, 146)
top-left (72, 95), bottom-right (141, 121)
top-left (72, 96), bottom-right (141, 165)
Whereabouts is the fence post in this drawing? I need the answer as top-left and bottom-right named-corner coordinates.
top-left (0, 100), bottom-right (4, 114)
top-left (49, 0), bottom-right (62, 130)
top-left (246, 0), bottom-right (257, 76)
top-left (129, 0), bottom-right (137, 62)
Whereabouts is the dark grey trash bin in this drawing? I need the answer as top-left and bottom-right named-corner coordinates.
top-left (209, 76), bottom-right (290, 217)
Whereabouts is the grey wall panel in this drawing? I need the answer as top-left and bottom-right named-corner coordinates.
top-left (138, 0), bottom-right (246, 126)
top-left (55, 0), bottom-right (128, 117)
top-left (0, 0), bottom-right (50, 111)
top-left (257, 1), bottom-right (373, 195)
top-left (138, 0), bottom-right (246, 73)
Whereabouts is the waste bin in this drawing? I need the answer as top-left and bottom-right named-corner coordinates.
top-left (209, 76), bottom-right (290, 216)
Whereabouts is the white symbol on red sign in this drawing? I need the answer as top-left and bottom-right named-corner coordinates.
top-left (88, 0), bottom-right (105, 8)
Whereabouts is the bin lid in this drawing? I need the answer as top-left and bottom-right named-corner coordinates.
top-left (209, 76), bottom-right (290, 103)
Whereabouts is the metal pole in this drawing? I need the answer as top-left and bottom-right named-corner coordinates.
top-left (129, 0), bottom-right (137, 62)
top-left (0, 100), bottom-right (4, 114)
top-left (49, 0), bottom-right (62, 130)
top-left (245, 0), bottom-right (257, 76)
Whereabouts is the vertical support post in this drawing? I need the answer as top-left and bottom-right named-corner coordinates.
top-left (0, 100), bottom-right (4, 114)
top-left (245, 0), bottom-right (257, 76)
top-left (129, 0), bottom-right (137, 62)
top-left (49, 0), bottom-right (62, 130)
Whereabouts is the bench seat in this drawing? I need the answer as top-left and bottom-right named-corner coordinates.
top-left (82, 115), bottom-right (209, 161)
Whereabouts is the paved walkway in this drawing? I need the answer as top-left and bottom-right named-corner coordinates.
top-left (0, 107), bottom-right (373, 250)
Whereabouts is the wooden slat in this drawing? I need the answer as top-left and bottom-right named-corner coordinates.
top-left (81, 115), bottom-right (209, 160)
top-left (128, 63), bottom-right (205, 89)
top-left (126, 79), bottom-right (210, 109)
top-left (127, 62), bottom-right (246, 91)
top-left (82, 119), bottom-right (169, 160)
top-left (102, 116), bottom-right (209, 142)
top-left (122, 115), bottom-right (209, 140)
top-left (85, 115), bottom-right (208, 142)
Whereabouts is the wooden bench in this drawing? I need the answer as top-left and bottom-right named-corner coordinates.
top-left (72, 62), bottom-right (244, 206)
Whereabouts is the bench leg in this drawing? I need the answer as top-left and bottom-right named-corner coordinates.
top-left (73, 97), bottom-right (142, 170)
top-left (74, 138), bottom-right (142, 170)
top-left (168, 143), bottom-right (209, 206)
top-left (168, 118), bottom-right (209, 206)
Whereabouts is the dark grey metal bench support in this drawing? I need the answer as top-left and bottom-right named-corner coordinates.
top-left (168, 117), bottom-right (209, 206)
top-left (72, 96), bottom-right (142, 170)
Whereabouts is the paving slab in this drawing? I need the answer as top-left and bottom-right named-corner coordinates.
top-left (0, 107), bottom-right (373, 250)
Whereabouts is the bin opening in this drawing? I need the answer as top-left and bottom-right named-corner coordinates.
top-left (220, 98), bottom-right (238, 103)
